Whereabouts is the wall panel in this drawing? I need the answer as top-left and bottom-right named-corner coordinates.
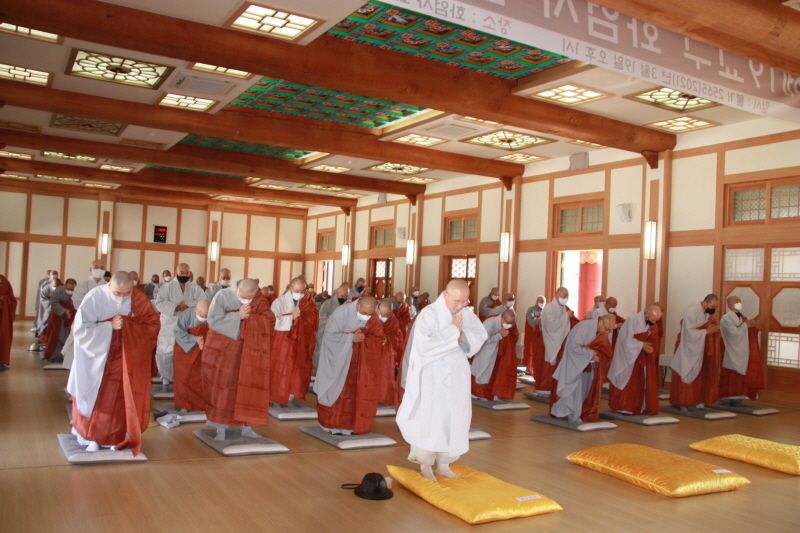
top-left (609, 166), bottom-right (643, 235)
top-left (605, 248), bottom-right (641, 317)
top-left (114, 203), bottom-right (143, 242)
top-left (26, 243), bottom-right (61, 316)
top-left (671, 154), bottom-right (717, 232)
top-left (221, 212), bottom-right (247, 250)
top-left (67, 199), bottom-right (98, 238)
top-left (249, 216), bottom-right (276, 252)
top-left (65, 245), bottom-right (99, 281)
top-left (30, 195), bottom-right (64, 236)
top-left (146, 206), bottom-right (178, 245)
top-left (278, 218), bottom-right (303, 254)
top-left (0, 192), bottom-right (27, 233)
top-left (179, 209), bottom-right (207, 247)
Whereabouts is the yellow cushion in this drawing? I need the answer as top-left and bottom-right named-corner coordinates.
top-left (690, 434), bottom-right (800, 475)
top-left (387, 465), bottom-right (562, 524)
top-left (567, 443), bottom-right (750, 498)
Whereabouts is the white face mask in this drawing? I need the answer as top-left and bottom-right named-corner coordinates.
top-left (219, 279), bottom-right (230, 287)
top-left (196, 314), bottom-right (207, 323)
top-left (164, 276), bottom-right (171, 282)
top-left (132, 280), bottom-right (138, 286)
top-left (558, 297), bottom-right (568, 305)
top-left (357, 312), bottom-right (370, 321)
top-left (733, 302), bottom-right (743, 311)
top-left (66, 290), bottom-right (74, 296)
top-left (412, 291), bottom-right (420, 297)
top-left (291, 292), bottom-right (303, 301)
top-left (505, 301), bottom-right (514, 308)
top-left (110, 293), bottom-right (130, 304)
top-left (490, 294), bottom-right (499, 301)
top-left (91, 268), bottom-right (105, 279)
top-left (608, 307), bottom-right (616, 313)
top-left (379, 315), bottom-right (389, 323)
top-left (238, 297), bottom-right (252, 305)
top-left (502, 323), bottom-right (512, 330)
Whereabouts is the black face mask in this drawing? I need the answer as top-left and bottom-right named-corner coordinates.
top-left (705, 307), bottom-right (717, 315)
top-left (338, 298), bottom-right (347, 305)
top-left (177, 275), bottom-right (190, 284)
top-left (357, 286), bottom-right (365, 293)
top-left (645, 320), bottom-right (655, 326)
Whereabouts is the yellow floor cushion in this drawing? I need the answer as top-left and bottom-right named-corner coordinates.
top-left (690, 434), bottom-right (800, 475)
top-left (567, 443), bottom-right (750, 498)
top-left (387, 465), bottom-right (562, 524)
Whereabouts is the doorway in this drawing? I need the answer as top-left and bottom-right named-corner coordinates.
top-left (316, 259), bottom-right (334, 296)
top-left (371, 258), bottom-right (393, 299)
top-left (558, 249), bottom-right (603, 319)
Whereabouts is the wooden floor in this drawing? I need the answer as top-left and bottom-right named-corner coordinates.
top-left (1, 320), bottom-right (799, 533)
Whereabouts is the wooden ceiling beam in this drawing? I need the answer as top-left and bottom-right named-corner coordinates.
top-left (0, 129), bottom-right (425, 196)
top-left (590, 0), bottom-right (800, 77)
top-left (0, 158), bottom-right (358, 209)
top-left (0, 0), bottom-right (675, 155)
top-left (0, 81), bottom-right (521, 181)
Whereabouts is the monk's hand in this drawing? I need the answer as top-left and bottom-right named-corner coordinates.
top-left (197, 337), bottom-right (204, 350)
top-left (382, 337), bottom-right (388, 346)
top-left (292, 306), bottom-right (301, 319)
top-left (499, 329), bottom-right (510, 338)
top-left (112, 315), bottom-right (123, 330)
top-left (239, 304), bottom-right (251, 320)
top-left (706, 323), bottom-right (720, 334)
top-left (643, 343), bottom-right (654, 354)
top-left (451, 314), bottom-right (463, 333)
top-left (746, 319), bottom-right (756, 327)
top-left (353, 331), bottom-right (365, 343)
top-left (567, 310), bottom-right (575, 318)
top-left (176, 301), bottom-right (188, 311)
top-left (591, 352), bottom-right (600, 363)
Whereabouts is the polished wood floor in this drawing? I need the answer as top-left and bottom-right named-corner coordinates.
top-left (1, 320), bottom-right (799, 533)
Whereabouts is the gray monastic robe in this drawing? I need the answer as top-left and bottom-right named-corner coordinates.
top-left (205, 282), bottom-right (228, 301)
top-left (551, 318), bottom-right (600, 422)
top-left (313, 296), bottom-right (345, 368)
top-left (47, 285), bottom-right (73, 358)
top-left (471, 315), bottom-right (505, 384)
top-left (314, 302), bottom-right (366, 407)
top-left (207, 288), bottom-right (243, 340)
top-left (36, 283), bottom-right (54, 336)
top-left (526, 304), bottom-right (543, 328)
top-left (174, 308), bottom-right (205, 352)
top-left (34, 277), bottom-right (48, 331)
top-left (478, 295), bottom-right (498, 318)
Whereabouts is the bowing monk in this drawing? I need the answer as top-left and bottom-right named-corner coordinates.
top-left (397, 280), bottom-right (488, 482)
top-left (67, 272), bottom-right (159, 454)
top-left (61, 260), bottom-right (107, 369)
top-left (607, 306), bottom-right (663, 415)
top-left (203, 279), bottom-right (275, 441)
top-left (270, 277), bottom-right (320, 407)
top-left (313, 283), bottom-right (349, 368)
top-left (471, 309), bottom-right (519, 401)
top-left (670, 294), bottom-right (721, 411)
top-left (36, 274), bottom-right (58, 338)
top-left (315, 296), bottom-right (383, 435)
top-left (550, 314), bottom-right (616, 422)
top-left (478, 287), bottom-right (502, 322)
top-left (719, 296), bottom-right (765, 405)
top-left (0, 274), bottom-right (17, 371)
top-left (129, 271), bottom-right (144, 294)
top-left (42, 278), bottom-right (77, 363)
top-left (535, 287), bottom-right (579, 396)
top-left (377, 299), bottom-right (404, 407)
top-left (392, 291), bottom-right (413, 337)
top-left (523, 296), bottom-right (546, 375)
top-left (173, 299), bottom-right (211, 413)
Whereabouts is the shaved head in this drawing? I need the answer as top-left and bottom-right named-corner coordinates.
top-left (605, 296), bottom-right (618, 309)
top-left (378, 299), bottom-right (393, 317)
top-left (394, 292), bottom-right (406, 303)
top-left (598, 314), bottom-right (617, 334)
top-left (445, 279), bottom-right (470, 313)
top-left (219, 268), bottom-right (231, 280)
top-left (336, 284), bottom-right (349, 298)
top-left (490, 287), bottom-right (499, 297)
top-left (501, 309), bottom-right (516, 323)
top-left (536, 295), bottom-right (546, 306)
top-left (291, 277), bottom-right (307, 292)
top-left (176, 263), bottom-right (190, 277)
top-left (109, 271), bottom-right (133, 298)
top-left (65, 278), bottom-right (77, 288)
top-left (704, 294), bottom-right (719, 304)
top-left (556, 286), bottom-right (569, 300)
top-left (196, 299), bottom-right (210, 318)
top-left (91, 259), bottom-right (105, 269)
top-left (594, 295), bottom-right (604, 304)
top-left (645, 306), bottom-right (662, 322)
top-left (357, 295), bottom-right (377, 315)
top-left (237, 278), bottom-right (259, 298)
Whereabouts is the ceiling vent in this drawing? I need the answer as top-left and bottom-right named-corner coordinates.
top-left (174, 74), bottom-right (236, 95)
top-left (102, 159), bottom-right (136, 166)
top-left (425, 123), bottom-right (479, 139)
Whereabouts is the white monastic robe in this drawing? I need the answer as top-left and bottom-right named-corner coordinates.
top-left (720, 309), bottom-right (749, 375)
top-left (541, 301), bottom-right (571, 364)
top-left (61, 276), bottom-right (107, 369)
top-left (588, 304), bottom-right (609, 320)
top-left (551, 318), bottom-right (599, 421)
top-left (397, 294), bottom-right (488, 457)
top-left (608, 311), bottom-right (648, 390)
top-left (314, 302), bottom-right (367, 407)
top-left (471, 315), bottom-right (504, 385)
top-left (271, 290), bottom-right (299, 333)
top-left (67, 285), bottom-right (133, 417)
top-left (670, 304), bottom-right (710, 384)
top-left (155, 279), bottom-right (205, 381)
top-left (313, 296), bottom-right (346, 368)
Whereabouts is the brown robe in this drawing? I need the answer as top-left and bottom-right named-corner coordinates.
top-left (471, 323), bottom-right (520, 400)
top-left (608, 326), bottom-right (661, 415)
top-left (523, 322), bottom-right (544, 376)
top-left (173, 322), bottom-right (210, 412)
top-left (43, 299), bottom-right (74, 361)
top-left (534, 307), bottom-right (580, 392)
top-left (378, 312), bottom-right (404, 407)
top-left (0, 275), bottom-right (17, 366)
top-left (269, 291), bottom-right (320, 405)
top-left (670, 317), bottom-right (721, 406)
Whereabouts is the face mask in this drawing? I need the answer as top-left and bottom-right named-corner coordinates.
top-left (379, 315), bottom-right (389, 323)
top-left (505, 301), bottom-right (514, 308)
top-left (646, 320), bottom-right (655, 326)
top-left (177, 275), bottom-right (190, 284)
top-left (196, 314), bottom-right (207, 323)
top-left (558, 297), bottom-right (568, 305)
top-left (292, 292), bottom-right (303, 301)
top-left (412, 291), bottom-right (420, 297)
top-left (238, 297), bottom-right (252, 305)
top-left (132, 280), bottom-right (138, 286)
top-left (733, 302), bottom-right (743, 311)
top-left (337, 298), bottom-right (347, 305)
top-left (91, 268), bottom-right (105, 279)
top-left (502, 323), bottom-right (512, 330)
top-left (110, 293), bottom-right (130, 304)
top-left (608, 307), bottom-right (616, 313)
top-left (66, 290), bottom-right (74, 296)
top-left (490, 294), bottom-right (499, 301)
top-left (357, 286), bottom-right (365, 294)
top-left (219, 279), bottom-right (230, 287)
top-left (357, 312), bottom-right (370, 321)
top-left (706, 307), bottom-right (717, 315)
top-left (164, 276), bottom-right (171, 282)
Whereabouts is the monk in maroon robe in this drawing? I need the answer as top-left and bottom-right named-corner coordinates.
top-left (0, 274), bottom-right (18, 369)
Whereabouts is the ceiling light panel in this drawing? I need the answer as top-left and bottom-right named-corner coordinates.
top-left (462, 129), bottom-right (556, 151)
top-left (66, 49), bottom-right (173, 89)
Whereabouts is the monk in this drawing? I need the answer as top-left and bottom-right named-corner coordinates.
top-left (270, 277), bottom-right (320, 407)
top-left (349, 277), bottom-right (367, 300)
top-left (417, 292), bottom-right (430, 310)
top-left (397, 280), bottom-right (488, 482)
top-left (377, 299), bottom-right (404, 408)
top-left (607, 306), bottom-right (663, 415)
top-left (203, 279), bottom-right (275, 440)
top-left (471, 309), bottom-right (519, 401)
top-left (550, 314), bottom-right (616, 423)
top-left (392, 291), bottom-right (413, 339)
top-left (42, 278), bottom-right (77, 363)
top-left (67, 272), bottom-right (159, 454)
top-left (62, 260), bottom-right (108, 369)
top-left (0, 274), bottom-right (17, 370)
top-left (719, 296), bottom-right (766, 405)
top-left (205, 268), bottom-right (232, 300)
top-left (129, 271), bottom-right (145, 294)
top-left (535, 287), bottom-right (579, 396)
top-left (264, 285), bottom-right (277, 306)
top-left (173, 299), bottom-right (211, 413)
top-left (592, 296), bottom-right (625, 346)
top-left (585, 295), bottom-right (604, 319)
top-left (670, 294), bottom-right (721, 411)
top-left (485, 292), bottom-right (516, 320)
top-left (144, 274), bottom-right (159, 300)
top-left (33, 270), bottom-right (52, 334)
top-left (313, 283), bottom-right (350, 368)
top-left (478, 287), bottom-right (502, 322)
top-left (315, 295), bottom-right (383, 435)
top-left (36, 272), bottom-right (58, 338)
top-left (523, 296), bottom-right (546, 375)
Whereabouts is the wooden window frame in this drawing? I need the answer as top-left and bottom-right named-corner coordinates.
top-left (553, 199), bottom-right (604, 237)
top-left (317, 230), bottom-right (335, 252)
top-left (444, 212), bottom-right (479, 243)
top-left (370, 224), bottom-right (395, 249)
top-left (726, 177), bottom-right (800, 227)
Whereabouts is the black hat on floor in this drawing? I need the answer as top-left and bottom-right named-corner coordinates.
top-left (342, 473), bottom-right (393, 500)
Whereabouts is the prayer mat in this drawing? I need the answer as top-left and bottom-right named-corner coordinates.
top-left (707, 402), bottom-right (779, 416)
top-left (658, 392), bottom-right (670, 400)
top-left (269, 401), bottom-right (318, 420)
top-left (194, 428), bottom-right (289, 456)
top-left (530, 414), bottom-right (617, 432)
top-left (376, 405), bottom-right (397, 417)
top-left (523, 392), bottom-right (551, 404)
top-left (469, 428), bottom-right (492, 440)
top-left (472, 398), bottom-right (530, 411)
top-left (153, 403), bottom-right (206, 423)
top-left (516, 384), bottom-right (525, 391)
top-left (58, 434), bottom-right (148, 464)
top-left (599, 410), bottom-right (679, 426)
top-left (151, 375), bottom-right (161, 384)
top-left (517, 376), bottom-right (536, 386)
top-left (43, 363), bottom-right (67, 371)
top-left (516, 366), bottom-right (528, 373)
top-left (660, 405), bottom-right (736, 420)
top-left (300, 425), bottom-right (396, 450)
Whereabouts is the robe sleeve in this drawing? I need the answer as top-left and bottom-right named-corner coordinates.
top-left (526, 306), bottom-right (541, 328)
top-left (208, 292), bottom-right (241, 340)
top-left (50, 288), bottom-right (69, 316)
top-left (683, 307), bottom-right (708, 343)
top-left (155, 284), bottom-right (179, 316)
top-left (720, 313), bottom-right (747, 343)
top-left (272, 297), bottom-right (294, 332)
top-left (185, 284), bottom-right (207, 308)
top-left (174, 309), bottom-right (199, 352)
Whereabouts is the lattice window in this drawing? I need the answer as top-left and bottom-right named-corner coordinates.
top-left (732, 188), bottom-right (767, 221)
top-left (771, 248), bottom-right (800, 282)
top-left (725, 248), bottom-right (764, 281)
top-left (450, 257), bottom-right (477, 279)
top-left (318, 233), bottom-right (335, 252)
top-left (556, 201), bottom-right (603, 236)
top-left (767, 332), bottom-right (800, 369)
top-left (581, 205), bottom-right (604, 231)
top-left (371, 226), bottom-right (395, 248)
top-left (375, 261), bottom-right (386, 278)
top-left (772, 288), bottom-right (800, 327)
top-left (446, 215), bottom-right (478, 242)
top-left (728, 178), bottom-right (800, 226)
top-left (559, 208), bottom-right (579, 233)
top-left (770, 183), bottom-right (800, 220)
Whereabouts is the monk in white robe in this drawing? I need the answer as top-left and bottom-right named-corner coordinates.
top-left (61, 260), bottom-right (108, 370)
top-left (154, 263), bottom-right (205, 391)
top-left (397, 280), bottom-right (488, 482)
top-left (719, 296), bottom-right (765, 405)
top-left (536, 287), bottom-right (578, 395)
top-left (205, 268), bottom-right (232, 300)
top-left (313, 283), bottom-right (349, 368)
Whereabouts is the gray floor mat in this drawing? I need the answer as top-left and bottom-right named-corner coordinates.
top-left (523, 392), bottom-right (551, 404)
top-left (707, 402), bottom-right (779, 416)
top-left (599, 410), bottom-right (679, 426)
top-left (659, 405), bottom-right (736, 420)
top-left (530, 414), bottom-right (617, 432)
top-left (269, 401), bottom-right (319, 420)
top-left (472, 398), bottom-right (530, 410)
top-left (58, 434), bottom-right (148, 464)
top-left (194, 428), bottom-right (289, 456)
top-left (300, 425), bottom-right (396, 450)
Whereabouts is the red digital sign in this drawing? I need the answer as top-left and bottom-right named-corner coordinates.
top-left (153, 225), bottom-right (167, 243)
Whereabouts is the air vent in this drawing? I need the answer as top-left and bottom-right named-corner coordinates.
top-left (174, 75), bottom-right (235, 95)
top-left (425, 123), bottom-right (479, 138)
top-left (103, 159), bottom-right (136, 166)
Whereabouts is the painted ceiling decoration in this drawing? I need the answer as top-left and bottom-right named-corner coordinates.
top-left (627, 87), bottom-right (719, 113)
top-left (65, 49), bottom-right (174, 90)
top-left (328, 1), bottom-right (571, 80)
top-left (50, 114), bottom-right (126, 136)
top-left (177, 134), bottom-right (313, 160)
top-left (145, 165), bottom-right (249, 179)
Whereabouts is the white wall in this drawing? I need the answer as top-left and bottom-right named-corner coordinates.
top-left (609, 166), bottom-right (643, 235)
top-left (605, 248), bottom-right (641, 318)
top-left (30, 195), bottom-right (64, 236)
top-left (671, 154), bottom-right (717, 232)
top-left (665, 245), bottom-right (715, 356)
top-left (0, 191), bottom-right (26, 233)
top-left (519, 181), bottom-right (549, 241)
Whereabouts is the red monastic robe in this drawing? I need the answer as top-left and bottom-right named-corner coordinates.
top-left (43, 298), bottom-right (74, 361)
top-left (549, 332), bottom-right (614, 422)
top-left (608, 326), bottom-right (661, 415)
top-left (71, 290), bottom-right (159, 455)
top-left (719, 316), bottom-right (765, 400)
top-left (523, 322), bottom-right (544, 376)
top-left (670, 317), bottom-right (721, 406)
top-left (394, 314), bottom-right (417, 407)
top-left (270, 291), bottom-right (320, 405)
top-left (610, 312), bottom-right (625, 348)
top-left (317, 314), bottom-right (384, 434)
top-left (267, 294), bottom-right (277, 306)
top-left (393, 302), bottom-right (412, 342)
top-left (480, 301), bottom-right (503, 323)
top-left (173, 322), bottom-right (210, 412)
top-left (472, 323), bottom-right (520, 400)
top-left (534, 307), bottom-right (579, 392)
top-left (378, 313), bottom-right (404, 407)
top-left (203, 292), bottom-right (275, 426)
top-left (0, 275), bottom-right (17, 366)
